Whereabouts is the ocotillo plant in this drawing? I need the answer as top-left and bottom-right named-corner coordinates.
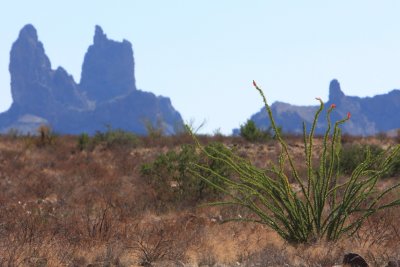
top-left (187, 81), bottom-right (400, 243)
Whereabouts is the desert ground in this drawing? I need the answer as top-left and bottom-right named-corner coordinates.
top-left (0, 131), bottom-right (399, 267)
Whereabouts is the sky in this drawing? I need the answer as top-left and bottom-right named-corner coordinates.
top-left (1, 1), bottom-right (400, 134)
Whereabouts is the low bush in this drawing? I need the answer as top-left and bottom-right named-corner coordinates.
top-left (339, 144), bottom-right (383, 175)
top-left (77, 126), bottom-right (140, 150)
top-left (340, 143), bottom-right (400, 177)
top-left (239, 119), bottom-right (273, 142)
top-left (140, 142), bottom-right (233, 206)
top-left (94, 128), bottom-right (139, 149)
top-left (77, 133), bottom-right (90, 151)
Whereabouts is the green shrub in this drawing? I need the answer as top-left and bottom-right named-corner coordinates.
top-left (78, 126), bottom-right (140, 150)
top-left (385, 152), bottom-right (400, 177)
top-left (339, 144), bottom-right (383, 175)
top-left (240, 120), bottom-right (273, 142)
top-left (92, 126), bottom-right (140, 149)
top-left (186, 81), bottom-right (400, 243)
top-left (77, 133), bottom-right (90, 151)
top-left (339, 144), bottom-right (400, 177)
top-left (140, 142), bottom-right (232, 205)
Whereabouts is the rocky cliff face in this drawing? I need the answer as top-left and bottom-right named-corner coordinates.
top-left (0, 24), bottom-right (183, 135)
top-left (8, 24), bottom-right (88, 114)
top-left (80, 26), bottom-right (136, 103)
top-left (247, 79), bottom-right (400, 136)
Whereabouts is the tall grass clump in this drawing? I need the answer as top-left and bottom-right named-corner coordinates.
top-left (36, 125), bottom-right (56, 147)
top-left (77, 133), bottom-right (90, 151)
top-left (187, 81), bottom-right (400, 243)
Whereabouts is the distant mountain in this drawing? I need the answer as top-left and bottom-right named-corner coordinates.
top-left (245, 80), bottom-right (400, 136)
top-left (0, 24), bottom-right (183, 135)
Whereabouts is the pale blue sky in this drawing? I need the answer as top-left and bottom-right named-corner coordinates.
top-left (1, 1), bottom-right (400, 134)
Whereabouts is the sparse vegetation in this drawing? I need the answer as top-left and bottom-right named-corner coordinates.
top-left (5, 128), bottom-right (21, 139)
top-left (143, 118), bottom-right (165, 139)
top-left (0, 118), bottom-right (400, 265)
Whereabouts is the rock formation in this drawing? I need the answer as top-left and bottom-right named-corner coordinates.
top-left (8, 25), bottom-right (88, 114)
top-left (342, 253), bottom-right (368, 267)
top-left (80, 26), bottom-right (136, 103)
top-left (246, 79), bottom-right (400, 136)
top-left (0, 24), bottom-right (183, 135)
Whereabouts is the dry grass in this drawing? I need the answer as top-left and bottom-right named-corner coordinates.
top-left (0, 134), bottom-right (399, 266)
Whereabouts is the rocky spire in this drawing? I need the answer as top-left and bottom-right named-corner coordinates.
top-left (328, 79), bottom-right (345, 102)
top-left (94, 25), bottom-right (106, 45)
top-left (9, 24), bottom-right (52, 107)
top-left (8, 24), bottom-right (87, 113)
top-left (80, 25), bottom-right (136, 103)
top-left (18, 24), bottom-right (39, 42)
top-left (1, 24), bottom-right (183, 135)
